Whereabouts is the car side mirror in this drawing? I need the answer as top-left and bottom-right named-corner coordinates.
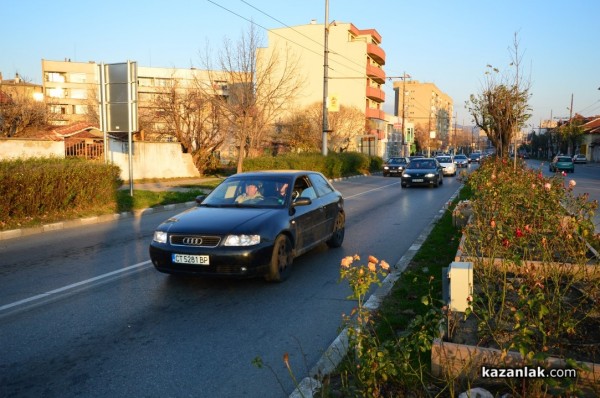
top-left (195, 195), bottom-right (206, 204)
top-left (292, 197), bottom-right (311, 207)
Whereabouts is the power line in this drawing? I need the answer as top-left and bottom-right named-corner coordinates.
top-left (207, 0), bottom-right (384, 80)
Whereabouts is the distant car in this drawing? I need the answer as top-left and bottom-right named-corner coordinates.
top-left (573, 154), bottom-right (587, 164)
top-left (454, 154), bottom-right (469, 168)
top-left (549, 156), bottom-right (575, 173)
top-left (401, 158), bottom-right (444, 188)
top-left (382, 156), bottom-right (409, 177)
top-left (469, 153), bottom-right (482, 163)
top-left (435, 155), bottom-right (456, 176)
top-left (149, 170), bottom-right (345, 282)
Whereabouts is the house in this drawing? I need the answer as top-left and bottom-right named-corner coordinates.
top-left (581, 117), bottom-right (600, 162)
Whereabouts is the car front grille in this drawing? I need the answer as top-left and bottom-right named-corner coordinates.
top-left (170, 235), bottom-right (221, 247)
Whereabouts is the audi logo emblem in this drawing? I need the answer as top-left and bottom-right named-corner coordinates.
top-left (182, 237), bottom-right (203, 245)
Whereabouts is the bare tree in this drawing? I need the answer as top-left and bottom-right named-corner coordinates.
top-left (149, 77), bottom-right (226, 174)
top-left (466, 33), bottom-right (531, 157)
top-left (279, 106), bottom-right (321, 152)
top-left (201, 23), bottom-right (305, 172)
top-left (0, 87), bottom-right (50, 137)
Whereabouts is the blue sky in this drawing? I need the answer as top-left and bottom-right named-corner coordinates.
top-left (2, 0), bottom-right (599, 128)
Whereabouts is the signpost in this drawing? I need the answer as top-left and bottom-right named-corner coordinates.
top-left (99, 61), bottom-right (138, 196)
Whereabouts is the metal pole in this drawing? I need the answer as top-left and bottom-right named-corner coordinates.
top-left (127, 61), bottom-right (134, 196)
top-left (322, 0), bottom-right (329, 156)
top-left (401, 73), bottom-right (406, 156)
top-left (99, 63), bottom-right (108, 164)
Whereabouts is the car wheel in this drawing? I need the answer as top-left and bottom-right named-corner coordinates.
top-left (326, 212), bottom-right (345, 248)
top-left (266, 235), bottom-right (293, 282)
top-left (439, 175), bottom-right (443, 185)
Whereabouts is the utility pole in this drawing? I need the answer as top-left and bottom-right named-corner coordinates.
top-left (321, 0), bottom-right (329, 156)
top-left (401, 72), bottom-right (407, 156)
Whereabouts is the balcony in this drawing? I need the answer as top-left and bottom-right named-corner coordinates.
top-left (367, 43), bottom-right (386, 66)
top-left (365, 107), bottom-right (385, 120)
top-left (366, 64), bottom-right (385, 84)
top-left (366, 86), bottom-right (385, 103)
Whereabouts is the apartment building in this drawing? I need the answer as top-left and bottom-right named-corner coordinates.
top-left (41, 60), bottom-right (230, 126)
top-left (393, 80), bottom-right (453, 152)
top-left (41, 59), bottom-right (99, 126)
top-left (259, 21), bottom-right (387, 145)
top-left (0, 72), bottom-right (43, 102)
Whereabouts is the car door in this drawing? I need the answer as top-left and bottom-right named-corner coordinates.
top-left (289, 175), bottom-right (322, 252)
top-left (309, 173), bottom-right (338, 239)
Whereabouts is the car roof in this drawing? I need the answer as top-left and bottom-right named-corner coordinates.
top-left (229, 170), bottom-right (322, 179)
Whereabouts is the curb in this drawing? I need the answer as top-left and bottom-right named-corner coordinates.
top-left (0, 201), bottom-right (197, 242)
top-left (289, 185), bottom-right (463, 398)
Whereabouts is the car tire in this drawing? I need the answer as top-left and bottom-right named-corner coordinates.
top-left (326, 212), bottom-right (345, 248)
top-left (266, 235), bottom-right (293, 282)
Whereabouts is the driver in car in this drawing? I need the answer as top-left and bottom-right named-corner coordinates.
top-left (235, 181), bottom-right (263, 203)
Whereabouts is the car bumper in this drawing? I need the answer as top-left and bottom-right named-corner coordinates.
top-left (442, 168), bottom-right (456, 176)
top-left (401, 176), bottom-right (438, 186)
top-left (383, 169), bottom-right (404, 176)
top-left (149, 242), bottom-right (273, 278)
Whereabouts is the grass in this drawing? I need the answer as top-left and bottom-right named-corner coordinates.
top-left (316, 184), bottom-right (474, 397)
top-left (1, 180), bottom-right (223, 232)
top-left (375, 183), bottom-right (472, 340)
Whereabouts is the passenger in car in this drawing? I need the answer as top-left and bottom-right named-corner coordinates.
top-left (235, 181), bottom-right (264, 203)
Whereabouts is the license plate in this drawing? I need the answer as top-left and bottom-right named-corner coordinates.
top-left (412, 179), bottom-right (424, 182)
top-left (172, 254), bottom-right (209, 265)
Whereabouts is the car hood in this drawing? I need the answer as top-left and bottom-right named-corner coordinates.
top-left (157, 206), bottom-right (280, 235)
top-left (405, 168), bottom-right (437, 174)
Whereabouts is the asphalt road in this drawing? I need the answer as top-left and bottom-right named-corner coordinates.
top-left (3, 162), bottom-right (596, 397)
top-left (526, 158), bottom-right (600, 232)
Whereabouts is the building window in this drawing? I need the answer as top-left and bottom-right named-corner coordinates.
top-left (70, 89), bottom-right (87, 99)
top-left (47, 88), bottom-right (65, 98)
top-left (70, 73), bottom-right (86, 83)
top-left (45, 72), bottom-right (66, 83)
top-left (155, 78), bottom-right (171, 87)
top-left (74, 105), bottom-right (87, 115)
top-left (50, 105), bottom-right (67, 115)
top-left (138, 77), bottom-right (153, 87)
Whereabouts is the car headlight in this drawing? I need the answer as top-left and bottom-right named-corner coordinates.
top-left (153, 231), bottom-right (168, 243)
top-left (425, 173), bottom-right (436, 178)
top-left (402, 173), bottom-right (410, 178)
top-left (223, 234), bottom-right (261, 246)
top-left (383, 166), bottom-right (389, 170)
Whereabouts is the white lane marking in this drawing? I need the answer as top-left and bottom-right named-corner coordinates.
top-left (0, 260), bottom-right (151, 312)
top-left (1, 181), bottom-right (398, 312)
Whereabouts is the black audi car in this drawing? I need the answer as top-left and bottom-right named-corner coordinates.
top-left (400, 158), bottom-right (444, 188)
top-left (149, 170), bottom-right (345, 282)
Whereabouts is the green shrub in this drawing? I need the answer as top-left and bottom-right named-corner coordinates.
top-left (0, 157), bottom-right (121, 229)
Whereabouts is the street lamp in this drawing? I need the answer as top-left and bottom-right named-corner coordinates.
top-left (322, 0), bottom-right (330, 156)
top-left (390, 73), bottom-right (411, 156)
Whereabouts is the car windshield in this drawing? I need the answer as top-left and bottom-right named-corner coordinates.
top-left (201, 176), bottom-right (292, 208)
top-left (409, 159), bottom-right (436, 169)
top-left (455, 155), bottom-right (467, 160)
top-left (437, 157), bottom-right (452, 163)
top-left (557, 157), bottom-right (572, 162)
top-left (387, 158), bottom-right (406, 164)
